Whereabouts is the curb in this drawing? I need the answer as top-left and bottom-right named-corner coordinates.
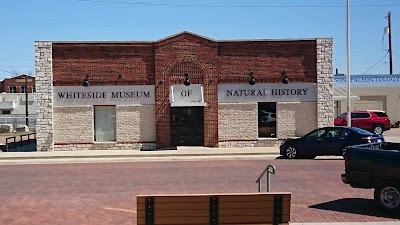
top-left (0, 152), bottom-right (279, 161)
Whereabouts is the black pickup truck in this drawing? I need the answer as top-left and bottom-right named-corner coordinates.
top-left (341, 142), bottom-right (400, 212)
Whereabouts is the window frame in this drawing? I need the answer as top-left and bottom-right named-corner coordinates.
top-left (9, 85), bottom-right (16, 93)
top-left (21, 85), bottom-right (27, 93)
top-left (93, 105), bottom-right (117, 142)
top-left (258, 102), bottom-right (277, 138)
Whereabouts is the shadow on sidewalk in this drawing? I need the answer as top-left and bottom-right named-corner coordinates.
top-left (310, 198), bottom-right (400, 219)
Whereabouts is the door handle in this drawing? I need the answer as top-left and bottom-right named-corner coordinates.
top-left (339, 137), bottom-right (345, 140)
top-left (317, 139), bottom-right (323, 141)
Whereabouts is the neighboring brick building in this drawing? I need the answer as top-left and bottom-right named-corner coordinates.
top-left (0, 74), bottom-right (35, 93)
top-left (0, 74), bottom-right (36, 130)
top-left (35, 31), bottom-right (334, 151)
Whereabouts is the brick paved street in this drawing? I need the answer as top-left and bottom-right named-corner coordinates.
top-left (0, 159), bottom-right (399, 225)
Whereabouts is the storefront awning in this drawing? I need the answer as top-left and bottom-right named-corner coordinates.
top-left (333, 85), bottom-right (360, 101)
top-left (170, 84), bottom-right (207, 107)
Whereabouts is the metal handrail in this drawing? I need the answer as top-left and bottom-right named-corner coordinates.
top-left (5, 133), bottom-right (36, 152)
top-left (256, 164), bottom-right (276, 192)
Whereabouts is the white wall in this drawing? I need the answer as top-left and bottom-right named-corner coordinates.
top-left (218, 103), bottom-right (258, 141)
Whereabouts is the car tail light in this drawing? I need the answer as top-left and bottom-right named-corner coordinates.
top-left (362, 136), bottom-right (373, 143)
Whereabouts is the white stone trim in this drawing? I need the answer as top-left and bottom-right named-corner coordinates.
top-left (316, 38), bottom-right (334, 128)
top-left (35, 41), bottom-right (54, 151)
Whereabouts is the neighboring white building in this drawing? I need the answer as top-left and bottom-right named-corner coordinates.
top-left (334, 74), bottom-right (400, 123)
top-left (0, 93), bottom-right (36, 131)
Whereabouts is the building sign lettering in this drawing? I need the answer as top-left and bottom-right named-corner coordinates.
top-left (226, 88), bottom-right (309, 97)
top-left (180, 90), bottom-right (193, 97)
top-left (334, 75), bottom-right (400, 87)
top-left (218, 83), bottom-right (317, 103)
top-left (56, 91), bottom-right (151, 99)
top-left (170, 84), bottom-right (206, 106)
top-left (54, 86), bottom-right (155, 106)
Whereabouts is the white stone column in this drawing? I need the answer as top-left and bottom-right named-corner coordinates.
top-left (35, 41), bottom-right (54, 151)
top-left (316, 38), bottom-right (334, 127)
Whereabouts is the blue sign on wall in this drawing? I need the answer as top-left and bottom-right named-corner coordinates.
top-left (334, 74), bottom-right (400, 87)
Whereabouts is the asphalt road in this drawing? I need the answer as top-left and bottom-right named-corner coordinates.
top-left (0, 159), bottom-right (399, 225)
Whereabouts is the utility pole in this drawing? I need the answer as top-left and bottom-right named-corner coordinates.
top-left (386, 11), bottom-right (393, 74)
top-left (25, 75), bottom-right (29, 127)
top-left (346, 0), bottom-right (351, 127)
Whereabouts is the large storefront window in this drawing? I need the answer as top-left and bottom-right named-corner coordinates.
top-left (258, 103), bottom-right (277, 138)
top-left (94, 106), bottom-right (116, 142)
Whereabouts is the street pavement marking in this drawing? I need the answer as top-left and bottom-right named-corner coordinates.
top-left (104, 207), bottom-right (137, 213)
top-left (291, 204), bottom-right (308, 208)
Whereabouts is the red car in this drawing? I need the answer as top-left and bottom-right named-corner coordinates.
top-left (334, 110), bottom-right (391, 135)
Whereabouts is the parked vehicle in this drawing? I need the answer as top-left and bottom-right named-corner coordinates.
top-left (334, 110), bottom-right (391, 135)
top-left (279, 126), bottom-right (384, 159)
top-left (341, 142), bottom-right (400, 212)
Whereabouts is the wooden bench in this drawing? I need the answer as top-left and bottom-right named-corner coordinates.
top-left (137, 192), bottom-right (291, 225)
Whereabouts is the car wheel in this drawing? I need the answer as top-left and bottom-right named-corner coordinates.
top-left (374, 182), bottom-right (400, 212)
top-left (372, 125), bottom-right (384, 135)
top-left (285, 146), bottom-right (298, 159)
top-left (341, 146), bottom-right (348, 157)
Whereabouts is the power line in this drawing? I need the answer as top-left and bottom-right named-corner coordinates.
top-left (393, 51), bottom-right (400, 59)
top-left (335, 50), bottom-right (387, 54)
top-left (74, 0), bottom-right (400, 8)
top-left (0, 59), bottom-right (33, 61)
top-left (0, 69), bottom-right (15, 74)
top-left (0, 66), bottom-right (34, 68)
top-left (362, 51), bottom-right (389, 75)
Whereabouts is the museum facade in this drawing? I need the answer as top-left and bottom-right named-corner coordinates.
top-left (35, 32), bottom-right (333, 151)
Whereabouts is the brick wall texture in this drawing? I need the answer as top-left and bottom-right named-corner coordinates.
top-left (0, 75), bottom-right (36, 93)
top-left (35, 32), bottom-right (333, 151)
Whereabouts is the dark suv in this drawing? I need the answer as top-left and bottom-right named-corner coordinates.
top-left (334, 110), bottom-right (391, 135)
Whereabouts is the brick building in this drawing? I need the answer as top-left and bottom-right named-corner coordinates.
top-left (35, 31), bottom-right (333, 151)
top-left (0, 74), bottom-right (35, 93)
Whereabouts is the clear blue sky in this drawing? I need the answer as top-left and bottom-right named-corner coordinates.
top-left (1, 0), bottom-right (399, 78)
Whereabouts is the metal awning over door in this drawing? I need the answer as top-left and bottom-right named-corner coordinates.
top-left (333, 85), bottom-right (360, 101)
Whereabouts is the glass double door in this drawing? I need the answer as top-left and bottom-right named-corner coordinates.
top-left (170, 107), bottom-right (204, 147)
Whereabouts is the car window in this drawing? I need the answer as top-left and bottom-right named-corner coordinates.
top-left (305, 129), bottom-right (326, 138)
top-left (337, 113), bottom-right (347, 119)
top-left (359, 113), bottom-right (370, 118)
top-left (342, 129), bottom-right (351, 136)
top-left (351, 112), bottom-right (370, 119)
top-left (349, 127), bottom-right (373, 135)
top-left (326, 128), bottom-right (344, 137)
top-left (374, 112), bottom-right (388, 117)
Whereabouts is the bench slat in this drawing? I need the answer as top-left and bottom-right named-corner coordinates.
top-left (219, 207), bottom-right (290, 216)
top-left (138, 205), bottom-right (290, 218)
top-left (137, 194), bottom-right (290, 204)
top-left (138, 214), bottom-right (291, 225)
top-left (219, 200), bottom-right (290, 209)
top-left (138, 202), bottom-right (209, 210)
top-left (137, 192), bottom-right (290, 198)
top-left (138, 200), bottom-right (290, 211)
top-left (138, 216), bottom-right (209, 225)
top-left (137, 196), bottom-right (209, 204)
top-left (137, 209), bottom-right (209, 218)
top-left (219, 214), bottom-right (290, 224)
top-left (218, 195), bottom-right (291, 202)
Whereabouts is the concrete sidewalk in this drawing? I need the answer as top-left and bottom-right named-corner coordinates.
top-left (0, 146), bottom-right (282, 164)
